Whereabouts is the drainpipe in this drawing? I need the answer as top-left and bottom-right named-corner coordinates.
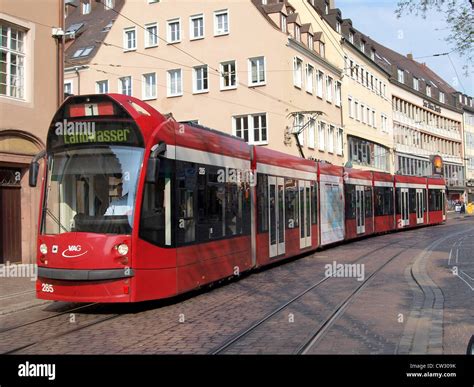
top-left (75, 66), bottom-right (81, 95)
top-left (58, 0), bottom-right (64, 106)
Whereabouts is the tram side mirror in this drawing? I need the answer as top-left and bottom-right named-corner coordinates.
top-left (146, 157), bottom-right (160, 183)
top-left (467, 335), bottom-right (474, 355)
top-left (29, 161), bottom-right (40, 187)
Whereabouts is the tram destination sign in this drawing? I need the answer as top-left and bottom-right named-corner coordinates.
top-left (47, 119), bottom-right (144, 150)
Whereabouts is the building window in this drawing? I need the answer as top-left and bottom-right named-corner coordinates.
top-left (142, 73), bottom-right (156, 100)
top-left (316, 70), bottom-right (324, 98)
top-left (293, 57), bottom-right (303, 88)
top-left (308, 118), bottom-right (315, 149)
top-left (372, 110), bottom-right (376, 128)
top-left (397, 69), bottom-right (404, 83)
top-left (360, 40), bottom-right (365, 53)
top-left (214, 10), bottom-right (229, 36)
top-left (64, 80), bottom-right (73, 95)
top-left (335, 81), bottom-right (341, 107)
top-left (167, 18), bottom-right (181, 43)
top-left (119, 76), bottom-right (132, 96)
top-left (349, 31), bottom-right (354, 43)
top-left (336, 21), bottom-right (341, 33)
top-left (167, 69), bottom-right (182, 97)
top-left (220, 61), bottom-right (236, 90)
top-left (319, 41), bottom-right (325, 58)
top-left (248, 56), bottom-right (265, 86)
top-left (145, 23), bottom-right (158, 48)
top-left (305, 64), bottom-right (314, 94)
top-left (82, 0), bottom-right (91, 15)
top-left (426, 85), bottom-right (431, 97)
top-left (308, 34), bottom-right (314, 50)
top-left (193, 65), bottom-right (208, 93)
top-left (96, 80), bottom-right (108, 94)
top-left (326, 76), bottom-right (333, 102)
top-left (281, 14), bottom-right (287, 33)
top-left (370, 49), bottom-right (375, 60)
top-left (0, 24), bottom-right (25, 99)
top-left (190, 14), bottom-right (204, 40)
top-left (328, 125), bottom-right (334, 153)
top-left (348, 96), bottom-right (354, 118)
top-left (413, 77), bottom-right (419, 91)
top-left (123, 27), bottom-right (137, 51)
top-left (295, 113), bottom-right (304, 146)
top-left (318, 121), bottom-right (325, 151)
top-left (295, 25), bottom-right (301, 42)
top-left (354, 100), bottom-right (360, 121)
top-left (104, 0), bottom-right (114, 10)
top-left (233, 113), bottom-right (267, 145)
top-left (439, 92), bottom-right (445, 103)
top-left (336, 128), bottom-right (343, 156)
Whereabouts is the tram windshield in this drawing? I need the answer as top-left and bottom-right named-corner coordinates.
top-left (41, 146), bottom-right (144, 235)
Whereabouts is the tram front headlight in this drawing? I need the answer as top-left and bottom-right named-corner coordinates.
top-left (116, 243), bottom-right (129, 256)
top-left (39, 243), bottom-right (48, 255)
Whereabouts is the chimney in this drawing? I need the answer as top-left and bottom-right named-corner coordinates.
top-left (407, 53), bottom-right (413, 60)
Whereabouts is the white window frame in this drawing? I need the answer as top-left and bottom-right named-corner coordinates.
top-left (64, 80), bottom-right (73, 95)
top-left (354, 100), bottom-right (360, 121)
top-left (348, 96), bottom-right (354, 118)
top-left (336, 128), bottom-right (344, 156)
top-left (281, 14), bottom-right (287, 33)
top-left (193, 65), bottom-right (209, 94)
top-left (82, 0), bottom-right (91, 15)
top-left (439, 92), bottom-right (445, 103)
top-left (190, 14), bottom-right (205, 40)
top-left (326, 75), bottom-right (333, 103)
top-left (104, 0), bottom-right (114, 10)
top-left (335, 81), bottom-right (341, 107)
top-left (426, 85), bottom-right (431, 97)
top-left (167, 18), bottom-right (181, 44)
top-left (397, 69), bottom-right (404, 83)
top-left (123, 27), bottom-right (137, 51)
top-left (318, 121), bottom-right (326, 151)
top-left (233, 113), bottom-right (268, 145)
top-left (144, 23), bottom-right (158, 48)
top-left (220, 60), bottom-right (237, 90)
top-left (214, 9), bottom-right (229, 36)
top-left (328, 125), bottom-right (335, 153)
top-left (308, 117), bottom-right (315, 149)
top-left (293, 57), bottom-right (303, 89)
top-left (142, 72), bottom-right (157, 100)
top-left (305, 64), bottom-right (314, 94)
top-left (248, 56), bottom-right (266, 87)
top-left (413, 77), bottom-right (419, 91)
top-left (95, 80), bottom-right (108, 94)
top-left (167, 69), bottom-right (183, 97)
top-left (119, 76), bottom-right (132, 96)
top-left (316, 70), bottom-right (324, 98)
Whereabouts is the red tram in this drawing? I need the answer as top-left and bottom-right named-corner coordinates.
top-left (29, 94), bottom-right (446, 303)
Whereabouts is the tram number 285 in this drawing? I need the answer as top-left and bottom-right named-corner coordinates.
top-left (41, 283), bottom-right (55, 293)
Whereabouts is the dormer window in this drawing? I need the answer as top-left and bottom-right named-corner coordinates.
top-left (320, 41), bottom-right (325, 58)
top-left (397, 69), bottom-right (404, 83)
top-left (336, 21), bottom-right (341, 33)
top-left (360, 40), bottom-right (366, 53)
top-left (325, 1), bottom-right (329, 14)
top-left (281, 14), bottom-right (287, 33)
top-left (82, 0), bottom-right (91, 15)
top-left (349, 31), bottom-right (354, 43)
top-left (370, 49), bottom-right (375, 60)
top-left (295, 25), bottom-right (301, 42)
top-left (426, 85), bottom-right (432, 97)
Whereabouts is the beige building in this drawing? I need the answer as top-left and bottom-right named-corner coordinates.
top-left (0, 2), bottom-right (63, 263)
top-left (64, 0), bottom-right (345, 164)
top-left (458, 93), bottom-right (474, 202)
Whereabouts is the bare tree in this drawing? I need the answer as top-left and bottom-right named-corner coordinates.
top-left (396, 0), bottom-right (473, 75)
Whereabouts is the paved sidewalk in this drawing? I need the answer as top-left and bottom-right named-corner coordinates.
top-left (0, 276), bottom-right (50, 316)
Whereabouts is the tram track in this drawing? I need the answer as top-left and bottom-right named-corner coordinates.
top-left (211, 223), bottom-right (468, 355)
top-left (210, 234), bottom-right (425, 354)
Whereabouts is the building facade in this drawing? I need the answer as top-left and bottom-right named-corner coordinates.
top-left (0, 2), bottom-right (63, 264)
top-left (64, 0), bottom-right (345, 164)
top-left (458, 93), bottom-right (474, 203)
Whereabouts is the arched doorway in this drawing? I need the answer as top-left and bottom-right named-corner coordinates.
top-left (0, 130), bottom-right (44, 264)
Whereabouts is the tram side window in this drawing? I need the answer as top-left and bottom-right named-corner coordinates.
top-left (429, 189), bottom-right (442, 211)
top-left (345, 184), bottom-right (356, 219)
top-left (176, 161), bottom-right (197, 244)
top-left (409, 189), bottom-right (416, 214)
top-left (311, 182), bottom-right (318, 225)
top-left (365, 187), bottom-right (373, 217)
top-left (396, 188), bottom-right (402, 215)
top-left (257, 174), bottom-right (268, 233)
top-left (374, 187), bottom-right (394, 216)
top-left (285, 179), bottom-right (299, 229)
top-left (140, 158), bottom-right (173, 247)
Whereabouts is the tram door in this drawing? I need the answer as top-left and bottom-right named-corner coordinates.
top-left (400, 188), bottom-right (409, 227)
top-left (416, 189), bottom-right (424, 224)
top-left (356, 186), bottom-right (365, 234)
top-left (299, 180), bottom-right (311, 249)
top-left (269, 176), bottom-right (285, 258)
top-left (442, 189), bottom-right (446, 221)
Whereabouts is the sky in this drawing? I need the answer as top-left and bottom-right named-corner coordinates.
top-left (335, 0), bottom-right (474, 96)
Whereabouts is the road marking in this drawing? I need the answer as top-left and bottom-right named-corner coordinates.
top-left (460, 270), bottom-right (474, 281)
top-left (455, 272), bottom-right (474, 291)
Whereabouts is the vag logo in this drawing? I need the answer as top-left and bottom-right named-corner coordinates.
top-left (62, 245), bottom-right (88, 258)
